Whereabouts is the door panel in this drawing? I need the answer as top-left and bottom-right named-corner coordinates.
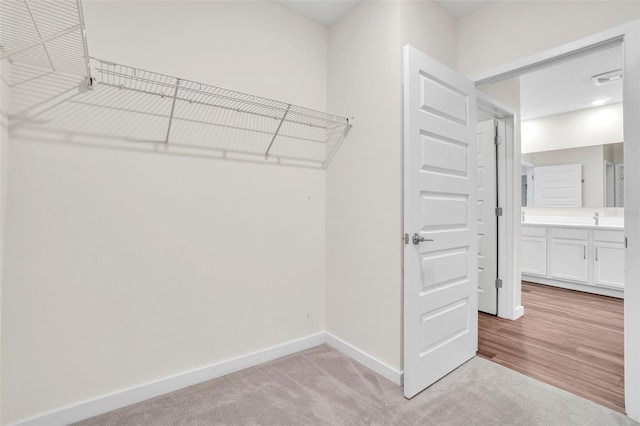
top-left (550, 238), bottom-right (588, 283)
top-left (521, 236), bottom-right (547, 276)
top-left (403, 45), bottom-right (478, 399)
top-left (477, 120), bottom-right (498, 314)
top-left (594, 242), bottom-right (625, 289)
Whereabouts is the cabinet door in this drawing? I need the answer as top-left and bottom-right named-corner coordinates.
top-left (550, 238), bottom-right (588, 283)
top-left (522, 236), bottom-right (547, 276)
top-left (594, 242), bottom-right (625, 289)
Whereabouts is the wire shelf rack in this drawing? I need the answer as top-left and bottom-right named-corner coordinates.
top-left (2, 0), bottom-right (353, 167)
top-left (0, 0), bottom-right (91, 79)
top-left (91, 58), bottom-right (352, 167)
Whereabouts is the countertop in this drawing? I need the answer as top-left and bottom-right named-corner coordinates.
top-left (521, 221), bottom-right (624, 231)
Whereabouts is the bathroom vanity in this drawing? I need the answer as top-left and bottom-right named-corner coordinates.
top-left (522, 222), bottom-right (624, 298)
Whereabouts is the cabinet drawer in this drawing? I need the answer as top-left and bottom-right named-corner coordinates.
top-left (593, 229), bottom-right (625, 244)
top-left (549, 227), bottom-right (588, 241)
top-left (522, 225), bottom-right (546, 238)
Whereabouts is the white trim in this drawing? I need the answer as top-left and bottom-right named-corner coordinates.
top-left (621, 22), bottom-right (640, 422)
top-left (325, 332), bottom-right (404, 386)
top-left (472, 20), bottom-right (640, 421)
top-left (14, 333), bottom-right (326, 426)
top-left (523, 275), bottom-right (624, 299)
top-left (477, 93), bottom-right (518, 320)
top-left (514, 305), bottom-right (524, 320)
top-left (13, 332), bottom-right (405, 426)
top-left (471, 24), bottom-right (627, 86)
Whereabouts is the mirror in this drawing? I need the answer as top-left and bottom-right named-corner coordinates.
top-left (521, 142), bottom-right (623, 208)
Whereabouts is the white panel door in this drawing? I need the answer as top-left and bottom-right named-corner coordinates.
top-left (477, 120), bottom-right (497, 315)
top-left (403, 45), bottom-right (478, 399)
top-left (594, 242), bottom-right (625, 289)
top-left (549, 238), bottom-right (589, 283)
top-left (533, 164), bottom-right (582, 207)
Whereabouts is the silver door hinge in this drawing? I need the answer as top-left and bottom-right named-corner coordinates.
top-left (404, 233), bottom-right (409, 245)
top-left (495, 207), bottom-right (503, 217)
top-left (625, 237), bottom-right (628, 248)
top-left (495, 278), bottom-right (503, 289)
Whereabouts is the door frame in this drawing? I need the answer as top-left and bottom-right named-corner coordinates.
top-left (616, 163), bottom-right (624, 207)
top-left (471, 20), bottom-right (640, 420)
top-left (477, 94), bottom-right (519, 320)
top-left (604, 160), bottom-right (614, 207)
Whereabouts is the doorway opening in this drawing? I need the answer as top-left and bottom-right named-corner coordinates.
top-left (403, 20), bottom-right (640, 421)
top-left (476, 41), bottom-right (625, 412)
top-left (476, 97), bottom-right (515, 317)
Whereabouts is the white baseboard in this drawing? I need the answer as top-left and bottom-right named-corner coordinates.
top-left (522, 275), bottom-right (624, 299)
top-left (515, 305), bottom-right (525, 319)
top-left (15, 333), bottom-right (325, 426)
top-left (324, 332), bottom-right (403, 386)
top-left (15, 332), bottom-right (404, 426)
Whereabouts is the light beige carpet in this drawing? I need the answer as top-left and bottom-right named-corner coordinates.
top-left (75, 344), bottom-right (636, 425)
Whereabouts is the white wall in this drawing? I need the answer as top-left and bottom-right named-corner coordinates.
top-left (0, 46), bottom-right (10, 426)
top-left (1, 2), bottom-right (328, 424)
top-left (522, 103), bottom-right (624, 154)
top-left (326, 0), bottom-right (457, 371)
top-left (614, 143), bottom-right (624, 164)
top-left (457, 1), bottom-right (640, 77)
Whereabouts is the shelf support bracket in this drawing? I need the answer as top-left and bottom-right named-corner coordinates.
top-left (76, 0), bottom-right (93, 86)
top-left (164, 78), bottom-right (181, 151)
top-left (0, 24), bottom-right (80, 60)
top-left (265, 104), bottom-right (291, 159)
top-left (323, 118), bottom-right (353, 168)
top-left (0, 46), bottom-right (13, 64)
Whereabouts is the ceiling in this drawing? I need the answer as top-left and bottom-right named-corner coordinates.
top-left (275, 0), bottom-right (488, 27)
top-left (434, 1), bottom-right (490, 19)
top-left (520, 46), bottom-right (623, 120)
top-left (274, 1), bottom-right (362, 26)
top-left (272, 1), bottom-right (622, 121)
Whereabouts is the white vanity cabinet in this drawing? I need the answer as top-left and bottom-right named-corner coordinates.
top-left (593, 230), bottom-right (625, 290)
top-left (521, 226), bottom-right (547, 277)
top-left (548, 228), bottom-right (589, 284)
top-left (522, 224), bottom-right (625, 297)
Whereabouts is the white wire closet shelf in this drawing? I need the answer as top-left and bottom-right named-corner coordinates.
top-left (90, 58), bottom-right (353, 167)
top-left (0, 0), bottom-right (91, 80)
top-left (1, 0), bottom-right (353, 167)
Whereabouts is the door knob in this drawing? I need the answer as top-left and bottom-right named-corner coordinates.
top-left (412, 233), bottom-right (433, 245)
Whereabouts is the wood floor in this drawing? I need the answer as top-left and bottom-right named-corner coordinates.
top-left (478, 281), bottom-right (624, 413)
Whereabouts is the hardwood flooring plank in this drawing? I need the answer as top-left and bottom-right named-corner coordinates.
top-left (478, 281), bottom-right (625, 413)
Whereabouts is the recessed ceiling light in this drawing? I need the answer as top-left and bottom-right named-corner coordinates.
top-left (592, 69), bottom-right (623, 86)
top-left (592, 99), bottom-right (608, 106)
